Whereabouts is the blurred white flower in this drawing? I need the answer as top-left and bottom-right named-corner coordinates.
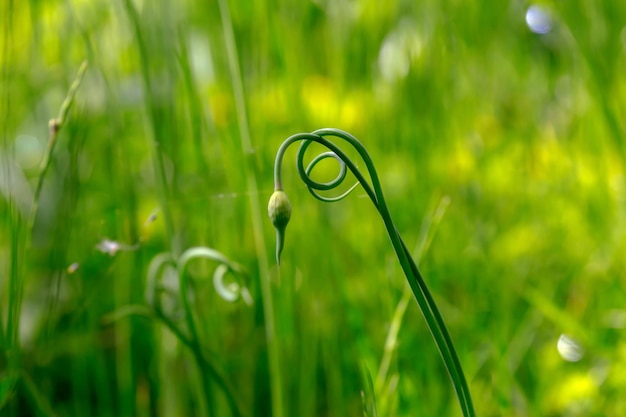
top-left (96, 239), bottom-right (139, 256)
top-left (557, 334), bottom-right (584, 362)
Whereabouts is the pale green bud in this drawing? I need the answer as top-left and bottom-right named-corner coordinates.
top-left (268, 190), bottom-right (291, 264)
top-left (268, 190), bottom-right (291, 229)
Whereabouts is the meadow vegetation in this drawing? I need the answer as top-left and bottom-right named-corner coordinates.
top-left (1, 1), bottom-right (626, 416)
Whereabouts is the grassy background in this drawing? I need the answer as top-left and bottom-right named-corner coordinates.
top-left (2, 0), bottom-right (626, 416)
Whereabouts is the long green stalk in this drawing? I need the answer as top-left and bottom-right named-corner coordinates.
top-left (7, 60), bottom-right (87, 356)
top-left (3, 60), bottom-right (87, 416)
top-left (216, 1), bottom-right (283, 417)
top-left (121, 0), bottom-right (175, 246)
top-left (1, 0), bottom-right (14, 358)
top-left (377, 196), bottom-right (450, 396)
top-left (28, 62), bottom-right (88, 236)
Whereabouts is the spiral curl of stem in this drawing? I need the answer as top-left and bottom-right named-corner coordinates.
top-left (142, 247), bottom-right (250, 417)
top-left (270, 128), bottom-right (475, 417)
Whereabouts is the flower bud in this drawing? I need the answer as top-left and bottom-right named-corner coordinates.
top-left (268, 190), bottom-right (291, 229)
top-left (268, 190), bottom-right (291, 264)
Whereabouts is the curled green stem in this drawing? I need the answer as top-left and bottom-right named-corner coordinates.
top-left (143, 247), bottom-right (249, 417)
top-left (269, 128), bottom-right (475, 417)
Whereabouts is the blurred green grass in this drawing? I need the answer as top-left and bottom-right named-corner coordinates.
top-left (2, 0), bottom-right (626, 416)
